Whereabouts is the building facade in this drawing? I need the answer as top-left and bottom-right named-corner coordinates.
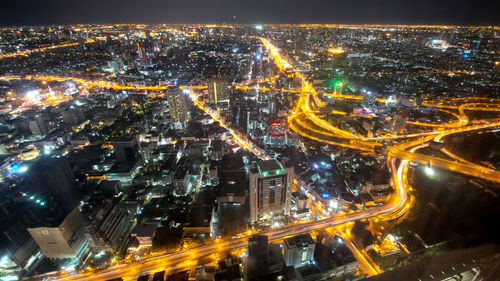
top-left (208, 79), bottom-right (230, 106)
top-left (284, 234), bottom-right (316, 268)
top-left (167, 87), bottom-right (188, 129)
top-left (27, 208), bottom-right (87, 260)
top-left (249, 159), bottom-right (293, 223)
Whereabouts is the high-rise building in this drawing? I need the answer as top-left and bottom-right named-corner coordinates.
top-left (27, 207), bottom-right (87, 259)
top-left (28, 157), bottom-right (80, 212)
top-left (247, 235), bottom-right (269, 280)
top-left (234, 105), bottom-right (249, 134)
top-left (28, 117), bottom-right (48, 136)
top-left (266, 120), bottom-right (287, 147)
top-left (362, 89), bottom-right (377, 108)
top-left (249, 159), bottom-right (293, 223)
top-left (283, 234), bottom-right (316, 268)
top-left (167, 87), bottom-right (188, 129)
top-left (208, 79), bottom-right (230, 106)
top-left (113, 136), bottom-right (143, 163)
top-left (295, 38), bottom-right (305, 55)
top-left (0, 219), bottom-right (41, 274)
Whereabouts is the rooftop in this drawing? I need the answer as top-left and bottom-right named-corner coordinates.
top-left (284, 234), bottom-right (315, 248)
top-left (254, 159), bottom-right (284, 176)
top-left (186, 206), bottom-right (212, 228)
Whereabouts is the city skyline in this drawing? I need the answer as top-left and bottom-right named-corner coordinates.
top-left (0, 23), bottom-right (499, 281)
top-left (0, 0), bottom-right (499, 26)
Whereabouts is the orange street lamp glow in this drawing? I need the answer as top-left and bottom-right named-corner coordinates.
top-left (328, 48), bottom-right (345, 54)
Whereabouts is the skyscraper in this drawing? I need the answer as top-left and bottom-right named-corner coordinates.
top-left (247, 235), bottom-right (269, 280)
top-left (249, 159), bottom-right (293, 223)
top-left (283, 234), bottom-right (316, 268)
top-left (27, 207), bottom-right (87, 259)
top-left (167, 87), bottom-right (188, 129)
top-left (28, 117), bottom-right (48, 137)
top-left (208, 79), bottom-right (230, 106)
top-left (28, 157), bottom-right (80, 212)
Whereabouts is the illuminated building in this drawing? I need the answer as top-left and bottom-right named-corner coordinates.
top-left (233, 105), bottom-right (250, 134)
top-left (172, 166), bottom-right (190, 194)
top-left (27, 207), bottom-right (87, 260)
top-left (362, 89), bottom-right (377, 108)
top-left (208, 79), bottom-right (230, 107)
top-left (167, 87), bottom-right (189, 129)
top-left (105, 160), bottom-right (142, 187)
top-left (291, 192), bottom-right (309, 210)
top-left (266, 120), bottom-right (287, 147)
top-left (249, 159), bottom-right (293, 223)
top-left (426, 39), bottom-right (449, 50)
top-left (283, 234), bottom-right (316, 268)
top-left (129, 222), bottom-right (160, 251)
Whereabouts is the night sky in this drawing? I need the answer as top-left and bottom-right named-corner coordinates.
top-left (1, 0), bottom-right (499, 26)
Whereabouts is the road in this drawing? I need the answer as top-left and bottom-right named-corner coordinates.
top-left (257, 38), bottom-right (500, 183)
top-left (51, 123), bottom-right (413, 280)
top-left (30, 36), bottom-right (499, 280)
top-left (55, 163), bottom-right (409, 280)
top-left (0, 40), bottom-right (96, 60)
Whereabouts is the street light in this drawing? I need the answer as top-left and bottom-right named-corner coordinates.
top-left (424, 166), bottom-right (434, 176)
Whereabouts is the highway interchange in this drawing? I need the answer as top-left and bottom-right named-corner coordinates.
top-left (11, 37), bottom-right (499, 281)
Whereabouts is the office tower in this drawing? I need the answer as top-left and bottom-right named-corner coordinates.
top-left (283, 234), bottom-right (316, 268)
top-left (113, 136), bottom-right (142, 162)
top-left (28, 157), bottom-right (80, 212)
top-left (295, 38), bottom-right (305, 55)
top-left (167, 87), bottom-right (188, 129)
top-left (208, 79), bottom-right (230, 106)
top-left (0, 220), bottom-right (41, 273)
top-left (27, 207), bottom-right (87, 259)
top-left (234, 105), bottom-right (249, 134)
top-left (249, 159), bottom-right (293, 223)
top-left (247, 235), bottom-right (269, 280)
top-left (362, 89), bottom-right (377, 108)
top-left (28, 117), bottom-right (48, 136)
top-left (266, 120), bottom-right (287, 147)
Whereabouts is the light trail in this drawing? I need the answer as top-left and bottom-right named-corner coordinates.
top-left (258, 36), bottom-right (500, 184)
top-left (337, 231), bottom-right (383, 276)
top-left (0, 40), bottom-right (96, 60)
top-left (13, 36), bottom-right (500, 280)
top-left (52, 151), bottom-right (410, 280)
top-left (188, 92), bottom-right (269, 160)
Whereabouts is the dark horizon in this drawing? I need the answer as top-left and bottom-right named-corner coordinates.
top-left (1, 0), bottom-right (499, 26)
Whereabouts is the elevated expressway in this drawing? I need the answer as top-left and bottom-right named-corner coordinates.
top-left (258, 37), bottom-right (500, 183)
top-left (37, 38), bottom-right (500, 280)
